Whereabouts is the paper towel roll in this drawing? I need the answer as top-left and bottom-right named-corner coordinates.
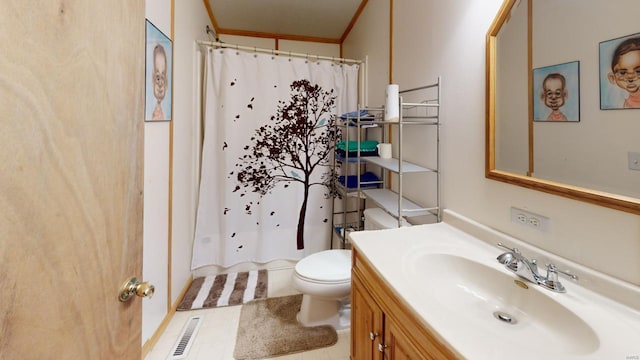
top-left (385, 84), bottom-right (399, 122)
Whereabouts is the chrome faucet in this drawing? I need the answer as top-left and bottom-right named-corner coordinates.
top-left (496, 243), bottom-right (578, 293)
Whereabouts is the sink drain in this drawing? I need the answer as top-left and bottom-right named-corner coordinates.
top-left (493, 311), bottom-right (517, 325)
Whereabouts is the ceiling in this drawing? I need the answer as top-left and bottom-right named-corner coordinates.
top-left (205, 0), bottom-right (367, 43)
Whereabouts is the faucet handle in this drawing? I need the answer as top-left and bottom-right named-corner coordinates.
top-left (497, 242), bottom-right (520, 254)
top-left (546, 263), bottom-right (579, 281)
top-left (541, 263), bottom-right (578, 293)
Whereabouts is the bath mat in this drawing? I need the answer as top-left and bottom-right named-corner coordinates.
top-left (233, 294), bottom-right (338, 359)
top-left (177, 270), bottom-right (268, 310)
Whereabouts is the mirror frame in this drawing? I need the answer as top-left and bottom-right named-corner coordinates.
top-left (485, 0), bottom-right (640, 215)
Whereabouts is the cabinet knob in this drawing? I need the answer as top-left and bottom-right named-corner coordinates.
top-left (369, 332), bottom-right (379, 341)
top-left (378, 342), bottom-right (388, 353)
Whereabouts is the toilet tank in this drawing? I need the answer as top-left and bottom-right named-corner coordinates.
top-left (363, 208), bottom-right (411, 230)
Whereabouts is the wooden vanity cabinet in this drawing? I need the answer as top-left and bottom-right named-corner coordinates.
top-left (351, 248), bottom-right (457, 360)
top-left (352, 274), bottom-right (383, 359)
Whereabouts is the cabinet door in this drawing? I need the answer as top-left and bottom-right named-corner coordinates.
top-left (352, 274), bottom-right (384, 360)
top-left (383, 316), bottom-right (430, 360)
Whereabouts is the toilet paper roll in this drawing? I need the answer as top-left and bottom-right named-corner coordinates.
top-left (385, 84), bottom-right (399, 122)
top-left (377, 143), bottom-right (392, 159)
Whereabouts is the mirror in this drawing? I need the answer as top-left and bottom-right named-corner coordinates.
top-left (486, 0), bottom-right (640, 215)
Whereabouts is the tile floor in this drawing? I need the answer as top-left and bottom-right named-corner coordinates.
top-left (144, 268), bottom-right (350, 360)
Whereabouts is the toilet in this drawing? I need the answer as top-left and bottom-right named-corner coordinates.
top-left (292, 249), bottom-right (352, 329)
top-left (292, 208), bottom-right (410, 329)
top-left (363, 207), bottom-right (411, 230)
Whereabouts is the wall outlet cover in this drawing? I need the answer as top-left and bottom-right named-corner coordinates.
top-left (510, 207), bottom-right (551, 232)
top-left (628, 152), bottom-right (640, 171)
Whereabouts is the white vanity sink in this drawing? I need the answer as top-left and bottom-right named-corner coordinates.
top-left (407, 253), bottom-right (599, 355)
top-left (349, 212), bottom-right (640, 359)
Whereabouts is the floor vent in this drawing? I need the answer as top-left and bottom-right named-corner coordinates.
top-left (169, 316), bottom-right (202, 359)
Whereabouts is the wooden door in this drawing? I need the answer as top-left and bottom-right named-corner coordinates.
top-left (351, 273), bottom-right (384, 360)
top-left (0, 1), bottom-right (145, 359)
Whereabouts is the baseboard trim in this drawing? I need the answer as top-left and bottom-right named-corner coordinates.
top-left (141, 275), bottom-right (194, 358)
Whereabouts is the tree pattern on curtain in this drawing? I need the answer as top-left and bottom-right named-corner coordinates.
top-left (231, 79), bottom-right (339, 249)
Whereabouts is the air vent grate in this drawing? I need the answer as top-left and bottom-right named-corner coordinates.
top-left (169, 316), bottom-right (202, 359)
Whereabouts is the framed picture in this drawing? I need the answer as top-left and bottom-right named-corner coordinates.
top-left (145, 19), bottom-right (172, 122)
top-left (600, 32), bottom-right (640, 110)
top-left (532, 61), bottom-right (580, 122)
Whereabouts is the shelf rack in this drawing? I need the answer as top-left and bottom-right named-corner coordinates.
top-left (331, 77), bottom-right (441, 246)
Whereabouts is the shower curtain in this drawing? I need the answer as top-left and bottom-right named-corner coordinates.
top-left (192, 47), bottom-right (359, 269)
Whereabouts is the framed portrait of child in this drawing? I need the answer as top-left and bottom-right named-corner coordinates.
top-left (145, 19), bottom-right (172, 122)
top-left (532, 61), bottom-right (580, 122)
top-left (600, 32), bottom-right (640, 110)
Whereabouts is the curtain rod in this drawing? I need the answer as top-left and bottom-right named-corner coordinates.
top-left (196, 40), bottom-right (362, 65)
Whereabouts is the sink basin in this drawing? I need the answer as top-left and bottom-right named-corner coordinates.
top-left (405, 253), bottom-right (600, 355)
top-left (350, 220), bottom-right (640, 359)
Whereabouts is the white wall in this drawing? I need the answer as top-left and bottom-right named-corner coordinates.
top-left (172, 0), bottom-right (213, 311)
top-left (341, 0), bottom-right (390, 107)
top-left (345, 0), bottom-right (640, 286)
top-left (143, 0), bottom-right (171, 345)
top-left (217, 35), bottom-right (341, 57)
top-left (280, 40), bottom-right (340, 57)
top-left (142, 0), bottom-right (218, 347)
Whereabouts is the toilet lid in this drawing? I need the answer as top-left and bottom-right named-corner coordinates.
top-left (295, 249), bottom-right (351, 282)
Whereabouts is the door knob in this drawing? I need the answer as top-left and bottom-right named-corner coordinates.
top-left (119, 277), bottom-right (155, 302)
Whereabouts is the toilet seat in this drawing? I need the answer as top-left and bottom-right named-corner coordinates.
top-left (294, 273), bottom-right (350, 285)
top-left (294, 249), bottom-right (351, 284)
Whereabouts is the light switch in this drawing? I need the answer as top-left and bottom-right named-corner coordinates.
top-left (629, 152), bottom-right (640, 171)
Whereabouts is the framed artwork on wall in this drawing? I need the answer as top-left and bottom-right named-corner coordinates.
top-left (600, 32), bottom-right (640, 110)
top-left (145, 19), bottom-right (172, 122)
top-left (533, 61), bottom-right (580, 122)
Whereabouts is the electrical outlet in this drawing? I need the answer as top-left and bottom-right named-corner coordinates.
top-left (510, 207), bottom-right (551, 232)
